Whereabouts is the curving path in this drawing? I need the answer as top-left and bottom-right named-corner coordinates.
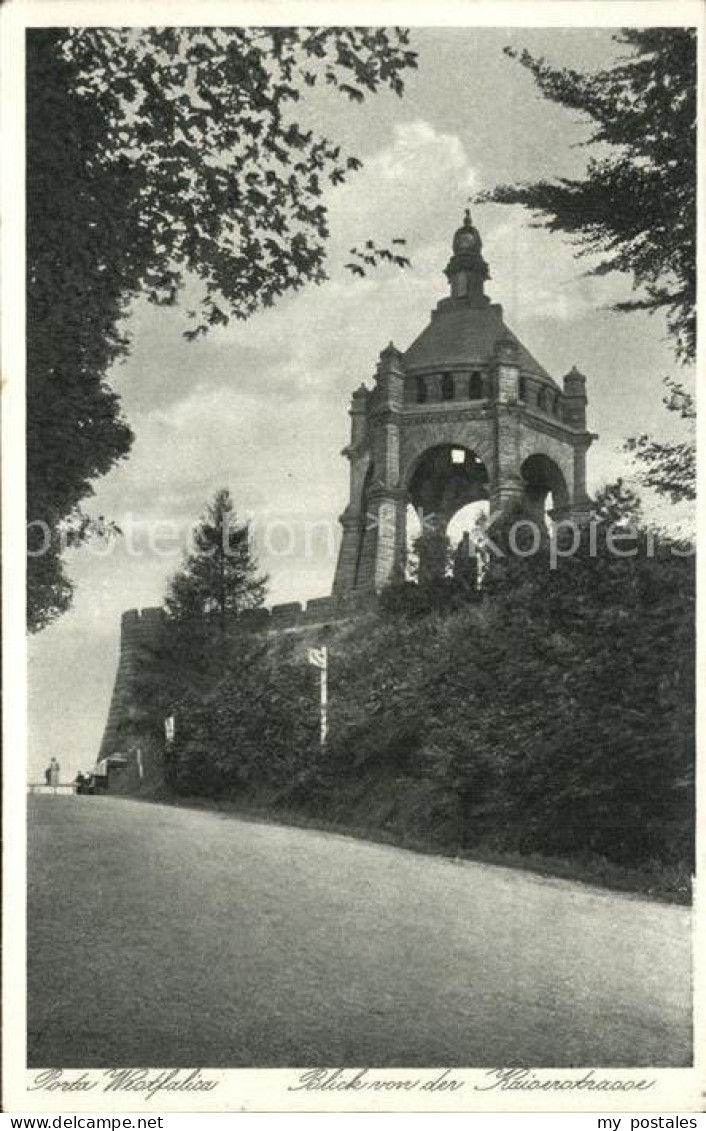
top-left (27, 795), bottom-right (691, 1067)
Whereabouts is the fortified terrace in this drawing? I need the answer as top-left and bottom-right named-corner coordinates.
top-left (98, 211), bottom-right (596, 771)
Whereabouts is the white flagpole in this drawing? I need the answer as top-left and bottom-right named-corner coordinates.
top-left (307, 647), bottom-right (329, 747)
top-left (320, 646), bottom-right (328, 747)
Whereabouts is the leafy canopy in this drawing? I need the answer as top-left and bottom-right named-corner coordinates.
top-left (136, 500), bottom-right (695, 879)
top-left (27, 27), bottom-right (417, 630)
top-left (625, 380), bottom-right (696, 504)
top-left (484, 29), bottom-right (696, 363)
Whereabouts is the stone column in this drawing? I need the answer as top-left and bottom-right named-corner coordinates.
top-left (366, 343), bottom-right (407, 590)
top-left (562, 366), bottom-right (594, 521)
top-left (491, 405), bottom-right (524, 516)
top-left (454, 371), bottom-right (469, 401)
top-left (331, 385), bottom-right (370, 597)
top-left (361, 422), bottom-right (407, 589)
top-left (570, 438), bottom-right (594, 521)
top-left (490, 337), bottom-right (524, 516)
top-left (427, 373), bottom-right (442, 403)
top-left (562, 366), bottom-right (588, 429)
top-left (332, 507), bottom-right (366, 596)
top-left (367, 488), bottom-right (406, 590)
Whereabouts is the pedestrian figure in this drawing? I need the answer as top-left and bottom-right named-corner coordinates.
top-left (44, 764), bottom-right (51, 785)
top-left (49, 757), bottom-right (60, 787)
top-left (453, 531), bottom-right (478, 592)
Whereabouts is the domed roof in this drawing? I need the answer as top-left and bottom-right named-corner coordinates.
top-left (403, 302), bottom-right (554, 383)
top-left (402, 212), bottom-right (558, 387)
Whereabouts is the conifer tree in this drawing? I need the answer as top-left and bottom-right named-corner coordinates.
top-left (485, 30), bottom-right (696, 509)
top-left (485, 29), bottom-right (696, 363)
top-left (165, 489), bottom-right (267, 634)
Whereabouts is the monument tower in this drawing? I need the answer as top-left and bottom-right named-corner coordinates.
top-left (332, 210), bottom-right (595, 596)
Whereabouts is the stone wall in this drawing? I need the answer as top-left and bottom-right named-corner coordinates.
top-left (97, 594), bottom-right (377, 769)
top-left (98, 607), bottom-right (165, 760)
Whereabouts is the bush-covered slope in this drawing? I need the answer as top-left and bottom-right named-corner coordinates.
top-left (127, 524), bottom-right (695, 900)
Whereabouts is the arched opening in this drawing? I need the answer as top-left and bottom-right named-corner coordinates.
top-left (447, 500), bottom-right (491, 588)
top-left (407, 444), bottom-right (489, 583)
top-left (441, 372), bottom-right (455, 401)
top-left (521, 453), bottom-right (569, 530)
top-left (469, 371), bottom-right (484, 400)
top-left (447, 500), bottom-right (491, 546)
top-left (416, 376), bottom-right (427, 404)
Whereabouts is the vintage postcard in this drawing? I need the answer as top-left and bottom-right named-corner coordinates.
top-left (2, 0), bottom-right (703, 1115)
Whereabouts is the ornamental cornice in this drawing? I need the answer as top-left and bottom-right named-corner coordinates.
top-left (367, 405), bottom-right (404, 424)
top-left (401, 404), bottom-right (494, 426)
top-left (521, 409), bottom-right (595, 447)
top-left (366, 484), bottom-right (406, 502)
top-left (341, 440), bottom-right (371, 462)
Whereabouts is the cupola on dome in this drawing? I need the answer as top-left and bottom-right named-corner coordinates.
top-left (453, 208), bottom-right (482, 254)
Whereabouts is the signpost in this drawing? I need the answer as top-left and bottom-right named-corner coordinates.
top-left (307, 646), bottom-right (328, 747)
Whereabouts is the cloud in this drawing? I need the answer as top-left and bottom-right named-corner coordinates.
top-left (328, 119), bottom-right (479, 251)
top-left (372, 120), bottom-right (478, 192)
top-left (486, 209), bottom-right (630, 326)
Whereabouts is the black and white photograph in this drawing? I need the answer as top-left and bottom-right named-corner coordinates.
top-left (3, 0), bottom-right (702, 1115)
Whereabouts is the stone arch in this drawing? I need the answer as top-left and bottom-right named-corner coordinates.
top-left (403, 424), bottom-right (495, 489)
top-left (408, 443), bottom-right (489, 529)
top-left (406, 448), bottom-right (489, 584)
top-left (518, 432), bottom-right (574, 499)
top-left (521, 453), bottom-right (569, 526)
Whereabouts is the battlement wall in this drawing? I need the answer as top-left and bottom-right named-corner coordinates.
top-left (98, 593), bottom-right (376, 763)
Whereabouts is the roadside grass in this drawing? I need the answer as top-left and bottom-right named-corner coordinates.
top-left (116, 785), bottom-right (692, 906)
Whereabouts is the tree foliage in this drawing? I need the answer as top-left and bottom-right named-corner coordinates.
top-left (133, 500), bottom-right (695, 892)
top-left (484, 30), bottom-right (696, 363)
top-left (165, 488), bottom-right (267, 630)
top-left (27, 27), bottom-right (417, 629)
top-left (625, 380), bottom-right (696, 503)
top-left (591, 477), bottom-right (643, 525)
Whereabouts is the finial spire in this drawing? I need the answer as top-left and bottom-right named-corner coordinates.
top-left (446, 208), bottom-right (489, 305)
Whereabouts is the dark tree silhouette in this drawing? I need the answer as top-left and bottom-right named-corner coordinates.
top-left (484, 30), bottom-right (696, 362)
top-left (165, 489), bottom-right (267, 634)
top-left (27, 27), bottom-right (417, 629)
top-left (484, 29), bottom-right (696, 509)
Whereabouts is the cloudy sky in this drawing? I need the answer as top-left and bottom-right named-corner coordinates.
top-left (28, 27), bottom-right (694, 779)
